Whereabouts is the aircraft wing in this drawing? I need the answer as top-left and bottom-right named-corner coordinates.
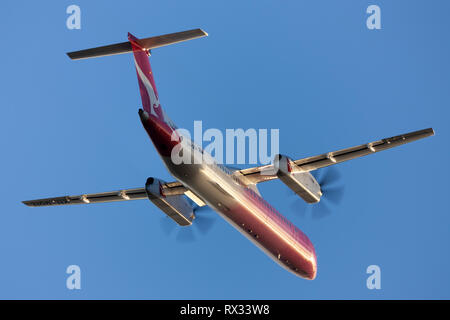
top-left (236, 128), bottom-right (434, 185)
top-left (22, 181), bottom-right (186, 207)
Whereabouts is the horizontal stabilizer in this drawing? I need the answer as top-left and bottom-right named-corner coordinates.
top-left (67, 28), bottom-right (208, 60)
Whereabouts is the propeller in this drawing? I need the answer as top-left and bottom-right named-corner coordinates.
top-left (175, 226), bottom-right (196, 243)
top-left (316, 167), bottom-right (345, 201)
top-left (289, 166), bottom-right (345, 220)
top-left (160, 216), bottom-right (177, 235)
top-left (192, 205), bottom-right (216, 235)
top-left (160, 204), bottom-right (216, 242)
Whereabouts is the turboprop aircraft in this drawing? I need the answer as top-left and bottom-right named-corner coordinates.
top-left (22, 29), bottom-right (434, 279)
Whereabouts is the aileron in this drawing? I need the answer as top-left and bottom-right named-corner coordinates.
top-left (294, 128), bottom-right (434, 172)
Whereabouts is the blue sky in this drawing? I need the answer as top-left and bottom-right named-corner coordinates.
top-left (1, 0), bottom-right (449, 299)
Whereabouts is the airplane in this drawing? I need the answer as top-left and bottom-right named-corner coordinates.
top-left (22, 28), bottom-right (434, 280)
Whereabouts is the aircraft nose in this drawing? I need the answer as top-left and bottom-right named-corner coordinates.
top-left (310, 244), bottom-right (318, 280)
top-left (299, 242), bottom-right (317, 280)
top-left (307, 253), bottom-right (318, 280)
top-left (295, 251), bottom-right (317, 280)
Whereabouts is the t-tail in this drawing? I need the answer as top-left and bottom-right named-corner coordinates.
top-left (66, 28), bottom-right (208, 156)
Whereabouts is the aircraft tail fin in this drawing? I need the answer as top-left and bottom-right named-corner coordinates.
top-left (66, 28), bottom-right (207, 119)
top-left (128, 32), bottom-right (158, 115)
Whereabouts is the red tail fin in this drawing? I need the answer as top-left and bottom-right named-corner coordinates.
top-left (128, 33), bottom-right (161, 117)
top-left (129, 32), bottom-right (182, 157)
top-left (65, 29), bottom-right (208, 157)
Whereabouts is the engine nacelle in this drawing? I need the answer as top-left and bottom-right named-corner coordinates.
top-left (145, 177), bottom-right (194, 226)
top-left (274, 154), bottom-right (322, 204)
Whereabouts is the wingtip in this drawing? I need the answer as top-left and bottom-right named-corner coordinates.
top-left (22, 200), bottom-right (32, 207)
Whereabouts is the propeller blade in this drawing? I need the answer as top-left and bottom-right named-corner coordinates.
top-left (160, 217), bottom-right (176, 235)
top-left (311, 201), bottom-right (332, 220)
top-left (160, 205), bottom-right (216, 242)
top-left (194, 205), bottom-right (211, 214)
top-left (311, 170), bottom-right (321, 181)
top-left (176, 227), bottom-right (196, 243)
top-left (193, 205), bottom-right (216, 235)
top-left (194, 215), bottom-right (216, 235)
top-left (322, 186), bottom-right (345, 205)
top-left (289, 198), bottom-right (307, 218)
top-left (318, 167), bottom-right (341, 187)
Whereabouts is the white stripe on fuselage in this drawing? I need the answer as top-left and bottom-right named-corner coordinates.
top-left (134, 58), bottom-right (177, 131)
top-left (134, 58), bottom-right (160, 118)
